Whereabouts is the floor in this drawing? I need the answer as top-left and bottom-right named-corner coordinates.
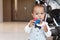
top-left (0, 22), bottom-right (53, 40)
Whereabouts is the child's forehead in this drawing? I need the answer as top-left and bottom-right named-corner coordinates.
top-left (33, 6), bottom-right (44, 12)
top-left (34, 6), bottom-right (44, 10)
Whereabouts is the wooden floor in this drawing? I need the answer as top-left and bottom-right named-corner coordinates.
top-left (0, 22), bottom-right (53, 40)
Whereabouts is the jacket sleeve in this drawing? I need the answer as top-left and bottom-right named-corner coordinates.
top-left (24, 23), bottom-right (32, 33)
top-left (44, 22), bottom-right (52, 37)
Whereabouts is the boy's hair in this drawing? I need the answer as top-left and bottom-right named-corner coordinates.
top-left (32, 4), bottom-right (45, 13)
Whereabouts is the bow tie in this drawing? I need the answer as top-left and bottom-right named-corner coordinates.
top-left (35, 25), bottom-right (41, 29)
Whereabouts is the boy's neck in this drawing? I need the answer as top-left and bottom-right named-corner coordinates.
top-left (40, 21), bottom-right (43, 25)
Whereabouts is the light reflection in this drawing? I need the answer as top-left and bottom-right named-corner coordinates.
top-left (15, 0), bottom-right (17, 11)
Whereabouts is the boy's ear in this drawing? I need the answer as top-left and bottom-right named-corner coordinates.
top-left (32, 13), bottom-right (33, 16)
top-left (32, 13), bottom-right (34, 18)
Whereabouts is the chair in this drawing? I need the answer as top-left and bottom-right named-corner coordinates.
top-left (46, 9), bottom-right (60, 40)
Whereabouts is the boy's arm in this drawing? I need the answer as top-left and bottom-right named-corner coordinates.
top-left (44, 22), bottom-right (52, 37)
top-left (24, 23), bottom-right (32, 33)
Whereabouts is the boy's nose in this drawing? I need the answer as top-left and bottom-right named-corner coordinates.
top-left (38, 14), bottom-right (41, 17)
top-left (38, 16), bottom-right (41, 19)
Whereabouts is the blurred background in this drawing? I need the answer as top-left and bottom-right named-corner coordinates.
top-left (0, 0), bottom-right (60, 40)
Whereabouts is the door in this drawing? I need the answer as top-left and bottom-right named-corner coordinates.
top-left (11, 0), bottom-right (35, 21)
top-left (3, 0), bottom-right (11, 22)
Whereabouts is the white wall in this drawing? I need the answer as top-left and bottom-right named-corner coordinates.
top-left (0, 0), bottom-right (3, 22)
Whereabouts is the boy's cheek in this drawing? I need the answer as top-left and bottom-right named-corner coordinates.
top-left (34, 16), bottom-right (38, 18)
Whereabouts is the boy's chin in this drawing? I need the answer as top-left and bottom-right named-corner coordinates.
top-left (40, 20), bottom-right (43, 22)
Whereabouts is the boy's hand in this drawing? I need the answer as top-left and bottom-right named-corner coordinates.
top-left (29, 20), bottom-right (35, 27)
top-left (43, 25), bottom-right (48, 32)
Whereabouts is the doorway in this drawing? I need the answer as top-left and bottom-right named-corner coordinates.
top-left (11, 0), bottom-right (34, 22)
top-left (3, 0), bottom-right (34, 22)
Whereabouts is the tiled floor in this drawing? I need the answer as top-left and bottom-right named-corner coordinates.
top-left (0, 22), bottom-right (53, 40)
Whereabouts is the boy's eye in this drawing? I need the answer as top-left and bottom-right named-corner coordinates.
top-left (36, 13), bottom-right (38, 15)
top-left (41, 13), bottom-right (43, 15)
top-left (35, 13), bottom-right (44, 15)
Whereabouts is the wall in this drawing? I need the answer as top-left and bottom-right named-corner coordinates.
top-left (0, 0), bottom-right (3, 22)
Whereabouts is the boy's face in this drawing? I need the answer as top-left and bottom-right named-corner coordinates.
top-left (32, 6), bottom-right (45, 21)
